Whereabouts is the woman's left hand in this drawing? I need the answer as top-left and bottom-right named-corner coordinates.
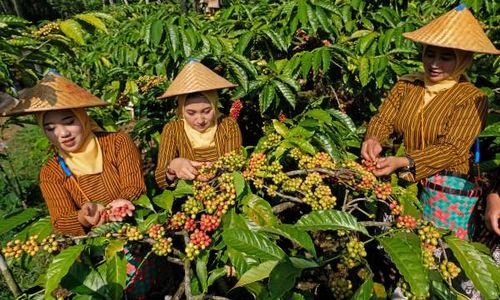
top-left (373, 156), bottom-right (409, 177)
top-left (485, 193), bottom-right (500, 236)
top-left (106, 199), bottom-right (135, 222)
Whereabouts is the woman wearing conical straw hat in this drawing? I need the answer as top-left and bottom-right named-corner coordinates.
top-left (155, 60), bottom-right (242, 188)
top-left (362, 4), bottom-right (499, 241)
top-left (3, 73), bottom-right (159, 298)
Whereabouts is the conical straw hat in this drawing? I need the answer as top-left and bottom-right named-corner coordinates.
top-left (3, 74), bottom-right (109, 116)
top-left (158, 60), bottom-right (237, 99)
top-left (403, 4), bottom-right (499, 55)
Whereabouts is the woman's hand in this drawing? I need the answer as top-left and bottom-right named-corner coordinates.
top-left (361, 138), bottom-right (382, 162)
top-left (77, 202), bottom-right (105, 227)
top-left (106, 199), bottom-right (135, 222)
top-left (372, 156), bottom-right (409, 177)
top-left (485, 192), bottom-right (500, 236)
top-left (168, 158), bottom-right (204, 180)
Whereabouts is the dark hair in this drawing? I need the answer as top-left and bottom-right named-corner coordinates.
top-left (185, 92), bottom-right (208, 101)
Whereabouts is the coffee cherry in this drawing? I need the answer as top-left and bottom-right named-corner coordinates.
top-left (148, 224), bottom-right (165, 240)
top-left (152, 237), bottom-right (173, 256)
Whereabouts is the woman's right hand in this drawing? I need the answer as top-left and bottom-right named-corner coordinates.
top-left (77, 202), bottom-right (105, 228)
top-left (168, 158), bottom-right (204, 180)
top-left (361, 137), bottom-right (382, 162)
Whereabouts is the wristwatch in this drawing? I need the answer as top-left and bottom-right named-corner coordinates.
top-left (400, 155), bottom-right (415, 174)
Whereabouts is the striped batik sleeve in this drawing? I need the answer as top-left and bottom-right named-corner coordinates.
top-left (39, 164), bottom-right (85, 236)
top-left (365, 81), bottom-right (407, 144)
top-left (409, 94), bottom-right (488, 181)
top-left (155, 122), bottom-right (179, 190)
top-left (219, 117), bottom-right (242, 154)
top-left (114, 132), bottom-right (147, 200)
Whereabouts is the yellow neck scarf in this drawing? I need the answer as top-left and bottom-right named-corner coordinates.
top-left (37, 108), bottom-right (104, 176)
top-left (178, 90), bottom-right (220, 149)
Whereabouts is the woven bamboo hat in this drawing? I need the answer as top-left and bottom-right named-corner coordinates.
top-left (3, 73), bottom-right (109, 116)
top-left (403, 4), bottom-right (499, 55)
top-left (157, 60), bottom-right (237, 99)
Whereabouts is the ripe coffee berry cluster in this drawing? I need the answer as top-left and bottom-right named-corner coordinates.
top-left (168, 212), bottom-right (187, 230)
top-left (148, 224), bottom-right (165, 240)
top-left (361, 159), bottom-right (377, 172)
top-left (374, 182), bottom-right (392, 199)
top-left (389, 201), bottom-right (403, 215)
top-left (199, 214), bottom-right (221, 232)
top-left (396, 215), bottom-right (417, 229)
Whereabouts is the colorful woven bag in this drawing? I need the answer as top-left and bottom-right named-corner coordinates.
top-left (420, 171), bottom-right (481, 240)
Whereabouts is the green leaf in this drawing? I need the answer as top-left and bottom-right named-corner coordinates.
top-left (74, 14), bottom-right (107, 33)
top-left (14, 216), bottom-right (52, 241)
top-left (167, 26), bottom-right (179, 57)
top-left (233, 260), bottom-right (279, 288)
top-left (0, 208), bottom-right (38, 235)
top-left (153, 190), bottom-right (175, 212)
top-left (295, 210), bottom-right (368, 234)
top-left (223, 228), bottom-right (286, 261)
top-left (207, 267), bottom-right (227, 287)
top-left (236, 31), bottom-right (254, 54)
top-left (233, 171), bottom-right (246, 196)
top-left (352, 277), bottom-right (373, 300)
top-left (106, 252), bottom-right (127, 299)
top-left (445, 235), bottom-right (500, 299)
top-left (196, 256), bottom-right (209, 293)
top-left (273, 119), bottom-right (289, 137)
top-left (288, 138), bottom-right (316, 155)
top-left (306, 4), bottom-right (318, 33)
top-left (264, 224), bottom-right (316, 257)
top-left (358, 32), bottom-right (378, 54)
top-left (225, 58), bottom-right (249, 92)
top-left (396, 189), bottom-right (422, 218)
top-left (59, 19), bottom-right (85, 45)
top-left (173, 180), bottom-right (193, 197)
top-left (133, 194), bottom-right (155, 212)
top-left (268, 260), bottom-right (302, 298)
top-left (300, 51), bottom-right (313, 79)
top-left (138, 213), bottom-right (159, 232)
top-left (105, 239), bottom-right (125, 260)
top-left (379, 232), bottom-right (428, 297)
top-left (259, 83), bottom-right (276, 113)
top-left (311, 50), bottom-right (322, 77)
top-left (149, 20), bottom-right (164, 46)
top-left (358, 56), bottom-right (370, 87)
top-left (242, 194), bottom-right (279, 227)
top-left (274, 80), bottom-right (296, 108)
top-left (287, 126), bottom-right (314, 139)
top-left (45, 245), bottom-right (85, 300)
top-left (305, 109), bottom-right (332, 123)
top-left (288, 257), bottom-right (319, 269)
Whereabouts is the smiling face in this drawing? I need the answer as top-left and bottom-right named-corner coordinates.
top-left (182, 94), bottom-right (216, 132)
top-left (422, 46), bottom-right (457, 83)
top-left (43, 109), bottom-right (85, 152)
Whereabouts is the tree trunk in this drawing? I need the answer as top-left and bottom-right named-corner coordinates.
top-left (0, 253), bottom-right (21, 297)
